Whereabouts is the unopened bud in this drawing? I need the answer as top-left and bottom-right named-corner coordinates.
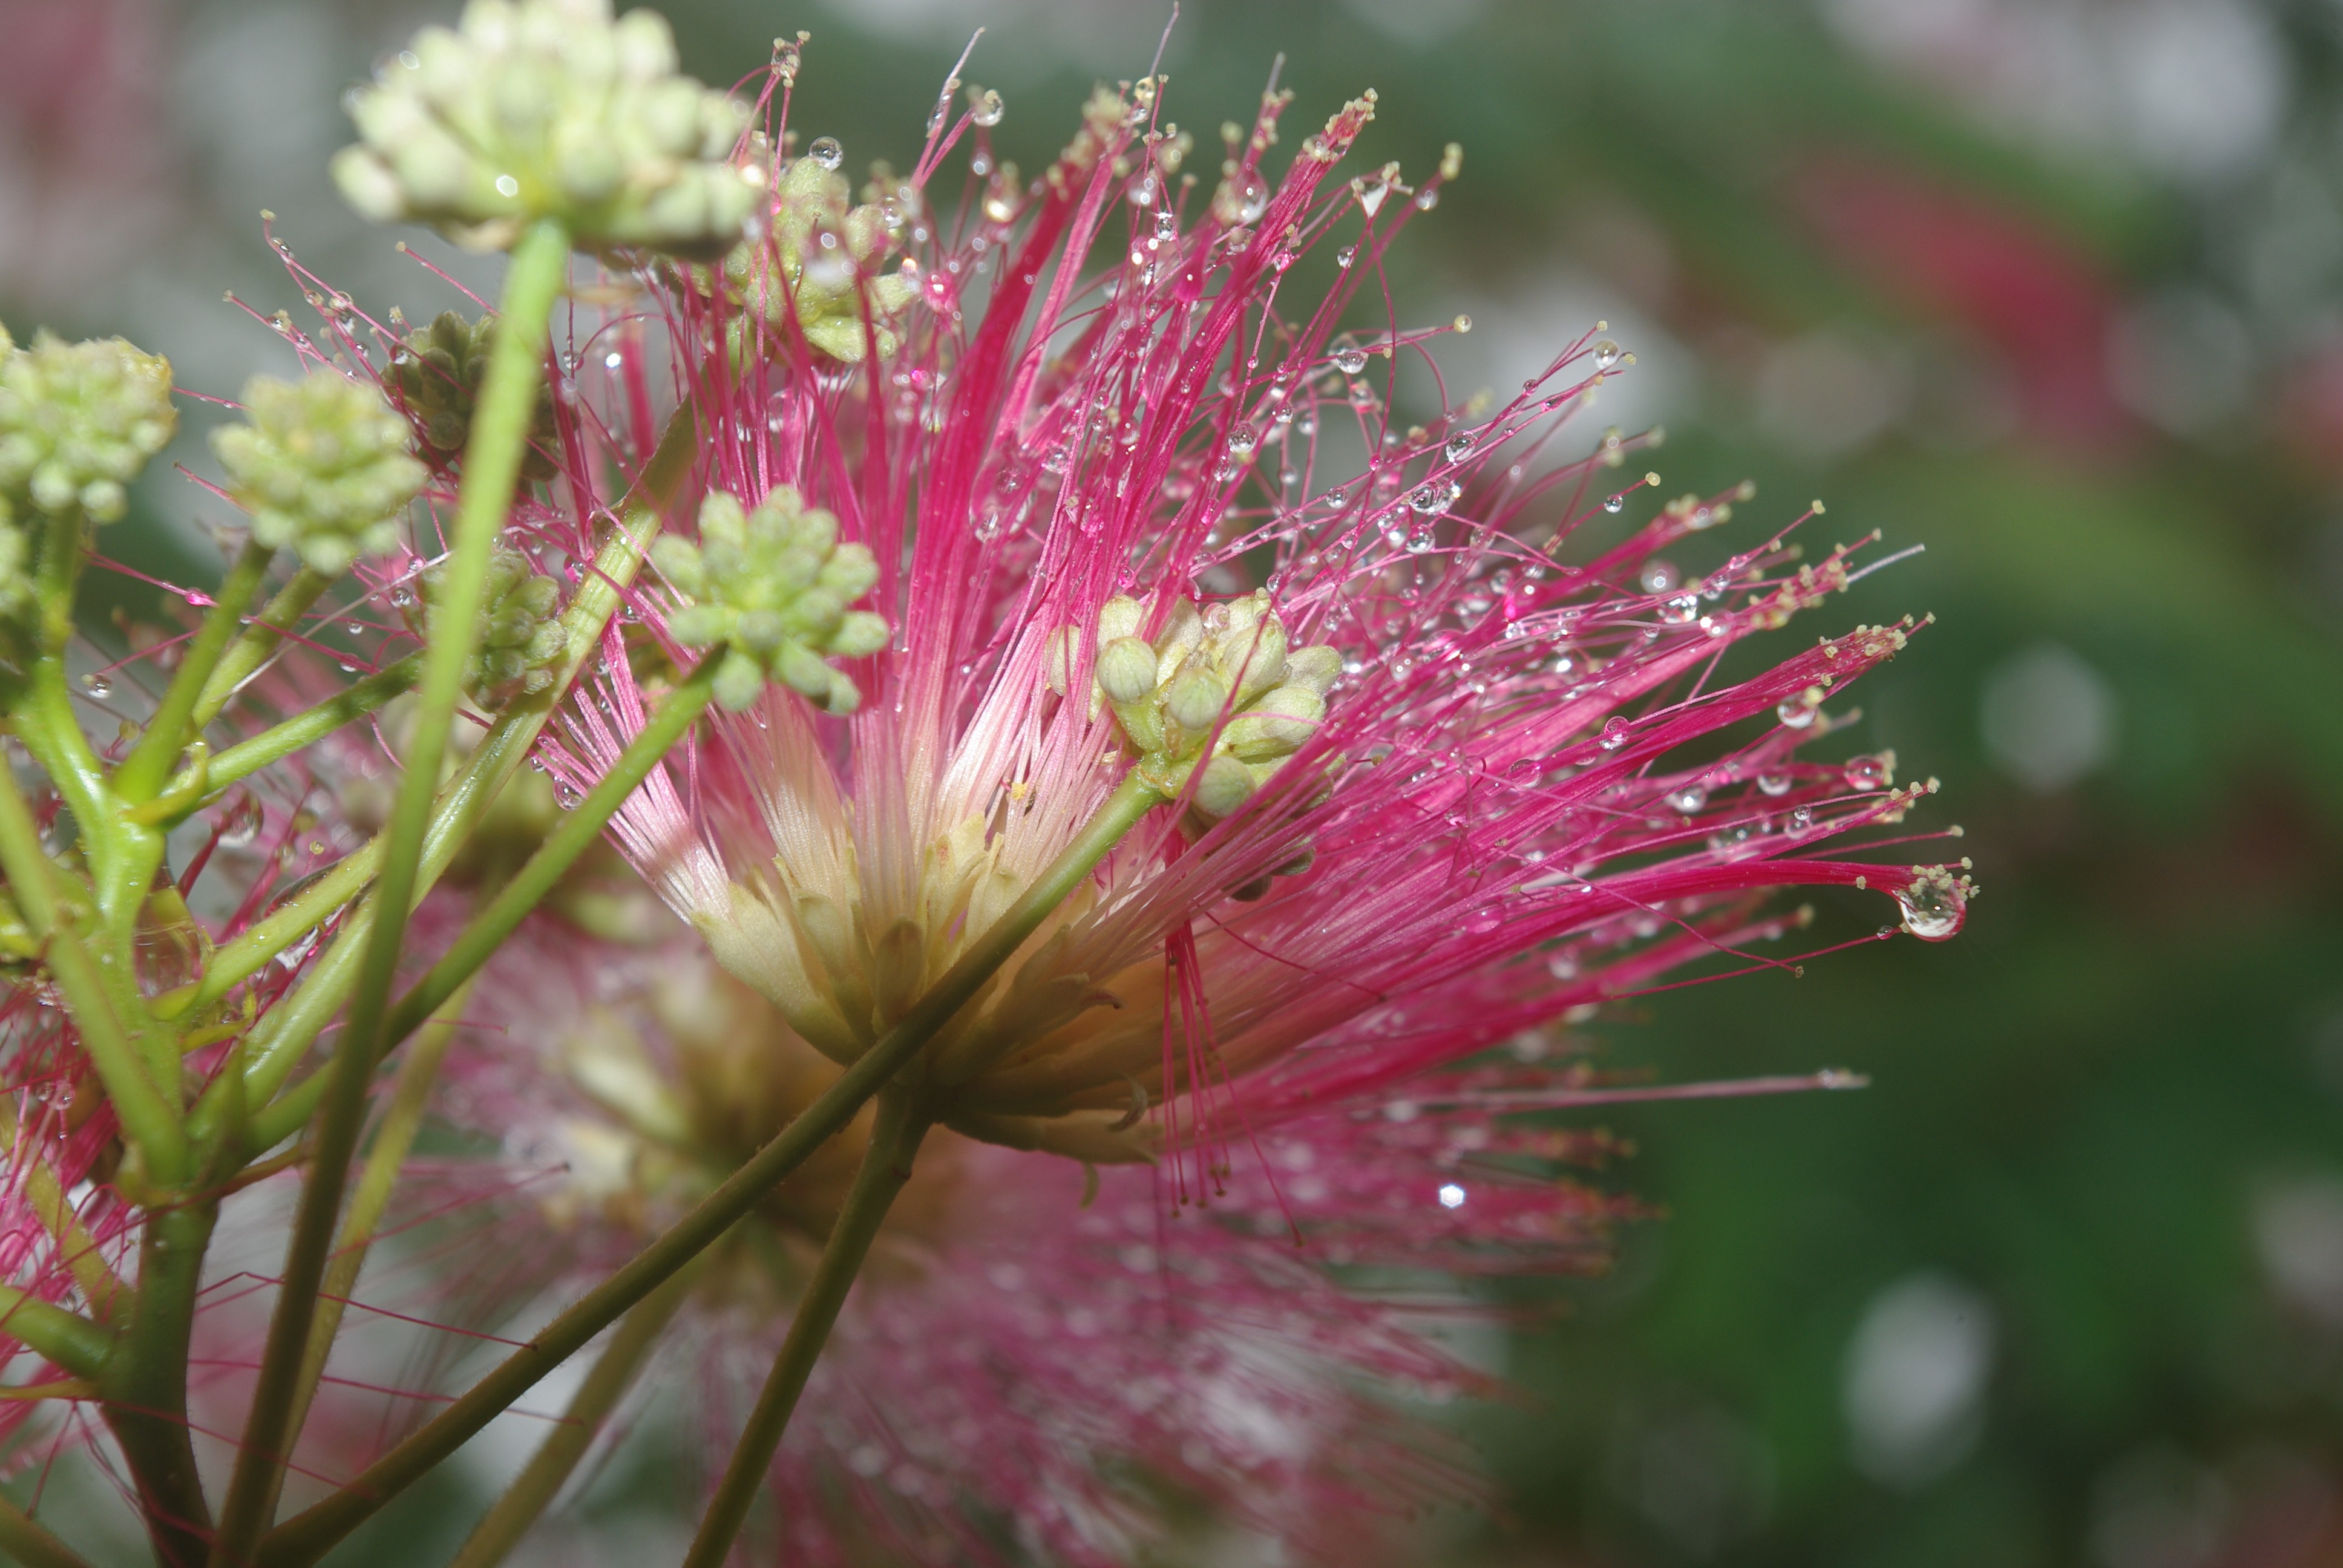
top-left (0, 327), bottom-right (176, 528)
top-left (334, 0), bottom-right (758, 256)
top-left (1163, 664), bottom-right (1229, 732)
top-left (1190, 753), bottom-right (1255, 822)
top-left (212, 370), bottom-right (425, 575)
top-left (1095, 636), bottom-right (1158, 704)
top-left (657, 484), bottom-right (886, 714)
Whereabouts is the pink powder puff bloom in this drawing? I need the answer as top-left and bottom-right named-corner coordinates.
top-left (382, 53), bottom-right (1979, 1564)
top-left (544, 70), bottom-right (1969, 1170)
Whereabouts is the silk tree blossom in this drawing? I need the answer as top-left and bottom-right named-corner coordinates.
top-left (405, 50), bottom-right (1987, 1560)
top-left (0, 19), bottom-right (1974, 1564)
top-left (551, 71), bottom-right (1971, 1181)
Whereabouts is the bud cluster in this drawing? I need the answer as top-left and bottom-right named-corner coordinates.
top-left (212, 371), bottom-right (427, 576)
top-left (652, 486), bottom-right (889, 713)
top-left (390, 309), bottom-right (559, 480)
top-left (332, 0), bottom-right (759, 256)
top-left (1055, 591), bottom-right (1339, 874)
top-left (425, 543), bottom-right (566, 705)
top-left (0, 325), bottom-right (176, 529)
top-left (714, 154), bottom-right (919, 364)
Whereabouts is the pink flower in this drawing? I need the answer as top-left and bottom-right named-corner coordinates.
top-left (406, 58), bottom-right (1975, 1561)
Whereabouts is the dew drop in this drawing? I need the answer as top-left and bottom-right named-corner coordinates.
top-left (1409, 479), bottom-right (1459, 515)
top-left (1598, 716), bottom-right (1630, 752)
top-left (1777, 698), bottom-right (1818, 730)
top-left (808, 137), bottom-right (844, 171)
top-left (970, 89), bottom-right (1004, 127)
top-left (1603, 494), bottom-right (1625, 514)
top-left (1443, 432), bottom-right (1475, 463)
top-left (1895, 881), bottom-right (1965, 941)
top-left (1756, 771), bottom-right (1792, 797)
top-left (1228, 169), bottom-right (1270, 224)
top-left (1593, 339), bottom-right (1621, 370)
top-left (1788, 805), bottom-right (1814, 833)
top-left (82, 673), bottom-right (111, 698)
top-left (1843, 754), bottom-right (1889, 789)
top-left (1658, 593), bottom-right (1699, 624)
top-left (1668, 783), bottom-right (1707, 812)
top-left (1227, 425), bottom-right (1260, 459)
top-left (1639, 560), bottom-right (1679, 593)
top-left (1335, 244), bottom-right (1357, 268)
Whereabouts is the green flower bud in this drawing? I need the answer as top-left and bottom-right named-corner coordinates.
top-left (390, 309), bottom-right (559, 480)
top-left (0, 326), bottom-right (175, 528)
top-left (1222, 684), bottom-right (1325, 763)
top-left (425, 542), bottom-right (566, 705)
top-left (1190, 753), bottom-right (1256, 822)
top-left (1095, 636), bottom-right (1158, 705)
top-left (1096, 593), bottom-right (1145, 644)
top-left (657, 485), bottom-right (887, 714)
top-left (1162, 664), bottom-right (1230, 734)
top-left (713, 152), bottom-right (917, 363)
top-left (1208, 590), bottom-right (1288, 705)
top-left (333, 0), bottom-right (762, 257)
top-left (212, 370), bottom-right (427, 576)
top-left (1281, 644), bottom-right (1342, 697)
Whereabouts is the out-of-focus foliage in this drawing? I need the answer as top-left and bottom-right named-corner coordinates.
top-left (6, 0), bottom-right (2342, 1564)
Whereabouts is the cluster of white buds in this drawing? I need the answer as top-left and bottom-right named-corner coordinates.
top-left (390, 309), bottom-right (560, 479)
top-left (653, 487), bottom-right (890, 713)
top-left (713, 153), bottom-right (919, 363)
top-left (425, 542), bottom-right (566, 705)
top-left (332, 0), bottom-right (761, 256)
top-left (212, 370), bottom-right (427, 575)
top-left (1054, 592), bottom-right (1339, 886)
top-left (0, 325), bottom-right (175, 534)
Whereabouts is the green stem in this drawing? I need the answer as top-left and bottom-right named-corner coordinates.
top-left (159, 396), bottom-right (698, 1070)
top-left (0, 1494), bottom-right (96, 1568)
top-left (447, 1255), bottom-right (706, 1568)
top-left (199, 655), bottom-right (421, 800)
top-left (254, 979), bottom-right (476, 1531)
top-left (209, 215), bottom-right (571, 1568)
top-left (116, 540), bottom-right (274, 805)
top-left (18, 662), bottom-right (119, 892)
top-left (0, 1286), bottom-right (111, 1380)
top-left (0, 758), bottom-right (185, 1181)
top-left (191, 568), bottom-right (331, 732)
top-left (100, 1196), bottom-right (217, 1568)
top-left (384, 657), bottom-right (716, 1046)
top-left (256, 772), bottom-right (1165, 1568)
top-left (682, 1090), bottom-right (929, 1568)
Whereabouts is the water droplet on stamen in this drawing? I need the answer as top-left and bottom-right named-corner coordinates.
top-left (808, 137), bottom-right (844, 171)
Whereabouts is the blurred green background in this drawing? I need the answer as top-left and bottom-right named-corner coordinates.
top-left (8, 0), bottom-right (2343, 1563)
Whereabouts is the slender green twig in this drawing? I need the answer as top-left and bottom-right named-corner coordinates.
top-left (191, 567), bottom-right (332, 731)
top-left (116, 540), bottom-right (275, 804)
top-left (101, 1195), bottom-right (219, 1568)
top-left (447, 1254), bottom-right (707, 1568)
top-left (257, 772), bottom-right (1167, 1568)
top-left (210, 216), bottom-right (571, 1568)
top-left (683, 1090), bottom-right (930, 1568)
top-left (0, 1286), bottom-right (111, 1380)
top-left (384, 655), bottom-right (718, 1045)
top-left (199, 655), bottom-right (421, 800)
top-left (0, 1494), bottom-right (96, 1568)
top-left (254, 979), bottom-right (476, 1530)
top-left (0, 759), bottom-right (185, 1181)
